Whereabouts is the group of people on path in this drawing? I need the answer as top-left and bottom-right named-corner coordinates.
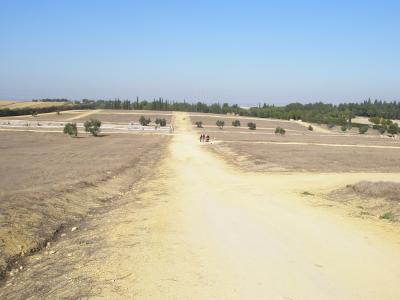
top-left (199, 133), bottom-right (210, 143)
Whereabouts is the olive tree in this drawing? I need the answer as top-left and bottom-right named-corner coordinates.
top-left (63, 123), bottom-right (78, 137)
top-left (84, 119), bottom-right (101, 136)
top-left (216, 120), bottom-right (225, 129)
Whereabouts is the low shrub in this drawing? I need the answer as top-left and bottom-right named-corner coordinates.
top-left (63, 123), bottom-right (78, 137)
top-left (195, 121), bottom-right (203, 128)
top-left (216, 120), bottom-right (225, 129)
top-left (247, 122), bottom-right (256, 130)
top-left (232, 120), bottom-right (241, 127)
top-left (308, 125), bottom-right (313, 131)
top-left (275, 127), bottom-right (285, 135)
top-left (84, 119), bottom-right (101, 136)
top-left (359, 125), bottom-right (369, 134)
top-left (155, 118), bottom-right (167, 127)
top-left (139, 115), bottom-right (151, 126)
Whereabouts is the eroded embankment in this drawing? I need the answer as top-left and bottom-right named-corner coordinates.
top-left (0, 136), bottom-right (171, 280)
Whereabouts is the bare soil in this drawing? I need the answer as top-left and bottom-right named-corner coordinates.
top-left (0, 131), bottom-right (171, 278)
top-left (73, 110), bottom-right (173, 124)
top-left (329, 181), bottom-right (400, 222)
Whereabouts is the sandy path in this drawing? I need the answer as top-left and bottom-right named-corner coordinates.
top-left (92, 112), bottom-right (400, 299)
top-left (66, 109), bottom-right (103, 120)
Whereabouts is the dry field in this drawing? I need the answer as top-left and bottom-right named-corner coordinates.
top-left (0, 130), bottom-right (171, 278)
top-left (73, 110), bottom-right (173, 124)
top-left (2, 111), bottom-right (400, 299)
top-left (2, 109), bottom-right (173, 125)
top-left (0, 101), bottom-right (72, 110)
top-left (190, 114), bottom-right (400, 172)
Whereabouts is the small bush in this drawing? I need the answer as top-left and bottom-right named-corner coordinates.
top-left (155, 118), bottom-right (167, 127)
top-left (84, 119), bottom-right (101, 136)
top-left (232, 120), bottom-right (241, 127)
top-left (341, 125), bottom-right (347, 132)
top-left (369, 116), bottom-right (381, 125)
top-left (359, 125), bottom-right (368, 134)
top-left (302, 191), bottom-right (314, 196)
top-left (308, 125), bottom-right (313, 131)
top-left (247, 122), bottom-right (256, 130)
top-left (139, 115), bottom-right (151, 126)
top-left (388, 123), bottom-right (399, 135)
top-left (216, 120), bottom-right (225, 129)
top-left (275, 127), bottom-right (285, 135)
top-left (380, 212), bottom-right (396, 222)
top-left (378, 126), bottom-right (386, 134)
top-left (195, 121), bottom-right (203, 128)
top-left (63, 123), bottom-right (78, 137)
top-left (327, 123), bottom-right (335, 129)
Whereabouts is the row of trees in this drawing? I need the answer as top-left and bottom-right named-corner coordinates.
top-left (91, 98), bottom-right (400, 127)
top-left (63, 119), bottom-right (102, 137)
top-left (138, 116), bottom-right (167, 126)
top-left (3, 98), bottom-right (400, 129)
top-left (0, 102), bottom-right (95, 117)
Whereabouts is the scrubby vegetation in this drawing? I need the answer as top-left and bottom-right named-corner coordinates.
top-left (139, 116), bottom-right (151, 126)
top-left (359, 125), bottom-right (369, 134)
top-left (155, 118), bottom-right (167, 127)
top-left (216, 120), bottom-right (225, 129)
top-left (349, 181), bottom-right (400, 200)
top-left (275, 127), bottom-right (285, 135)
top-left (232, 120), bottom-right (241, 127)
top-left (84, 119), bottom-right (101, 136)
top-left (63, 123), bottom-right (78, 137)
top-left (247, 122), bottom-right (256, 130)
top-left (195, 121), bottom-right (203, 128)
top-left (308, 125), bottom-right (313, 131)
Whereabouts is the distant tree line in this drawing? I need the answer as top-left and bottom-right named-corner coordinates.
top-left (92, 98), bottom-right (400, 125)
top-left (0, 103), bottom-right (95, 117)
top-left (2, 97), bottom-right (400, 126)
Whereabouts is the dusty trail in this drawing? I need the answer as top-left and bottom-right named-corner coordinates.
top-left (3, 112), bottom-right (400, 299)
top-left (96, 112), bottom-right (400, 299)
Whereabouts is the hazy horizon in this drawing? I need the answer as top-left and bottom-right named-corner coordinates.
top-left (1, 1), bottom-right (399, 104)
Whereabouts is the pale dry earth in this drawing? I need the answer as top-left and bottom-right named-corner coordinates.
top-left (1, 112), bottom-right (400, 299)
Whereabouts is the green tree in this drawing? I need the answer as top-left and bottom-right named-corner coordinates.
top-left (359, 125), bottom-right (369, 134)
top-left (139, 116), bottom-right (151, 126)
top-left (216, 120), bottom-right (225, 129)
top-left (388, 123), bottom-right (399, 135)
top-left (378, 126), bottom-right (386, 135)
top-left (63, 123), bottom-right (78, 137)
top-left (232, 120), bottom-right (241, 127)
top-left (247, 122), bottom-right (256, 130)
top-left (275, 127), bottom-right (285, 135)
top-left (84, 119), bottom-right (101, 136)
top-left (155, 118), bottom-right (167, 126)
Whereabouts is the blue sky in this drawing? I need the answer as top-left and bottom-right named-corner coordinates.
top-left (1, 0), bottom-right (399, 104)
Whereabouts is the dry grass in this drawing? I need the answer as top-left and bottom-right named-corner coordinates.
top-left (330, 181), bottom-right (400, 222)
top-left (0, 131), bottom-right (171, 278)
top-left (73, 112), bottom-right (172, 124)
top-left (1, 101), bottom-right (72, 110)
top-left (348, 181), bottom-right (400, 200)
top-left (190, 114), bottom-right (309, 131)
top-left (0, 101), bottom-right (17, 108)
top-left (209, 142), bottom-right (400, 173)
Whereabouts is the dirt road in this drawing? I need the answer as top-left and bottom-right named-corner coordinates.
top-left (94, 112), bottom-right (400, 299)
top-left (2, 112), bottom-right (400, 299)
